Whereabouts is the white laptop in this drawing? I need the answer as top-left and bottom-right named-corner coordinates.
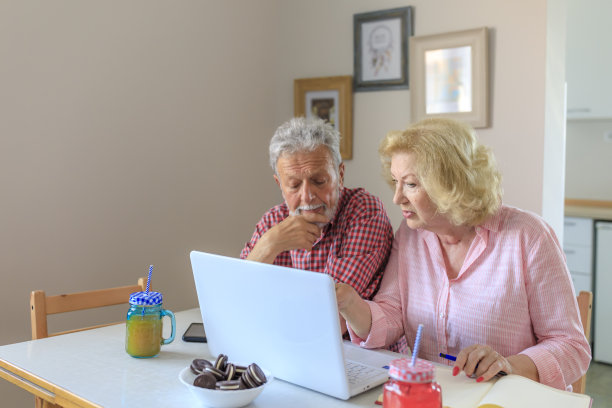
top-left (189, 250), bottom-right (396, 400)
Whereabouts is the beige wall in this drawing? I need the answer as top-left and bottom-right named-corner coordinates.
top-left (0, 1), bottom-right (281, 405)
top-left (1, 1), bottom-right (561, 406)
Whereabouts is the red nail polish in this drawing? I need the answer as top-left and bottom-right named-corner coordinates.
top-left (452, 367), bottom-right (459, 376)
top-left (476, 377), bottom-right (484, 383)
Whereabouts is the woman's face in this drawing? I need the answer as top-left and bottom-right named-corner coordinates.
top-left (390, 152), bottom-right (443, 230)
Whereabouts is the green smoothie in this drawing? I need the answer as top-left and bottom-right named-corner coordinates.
top-left (125, 316), bottom-right (162, 357)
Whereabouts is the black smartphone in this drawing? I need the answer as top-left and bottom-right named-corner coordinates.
top-left (182, 322), bottom-right (207, 342)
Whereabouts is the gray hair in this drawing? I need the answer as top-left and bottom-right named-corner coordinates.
top-left (269, 117), bottom-right (342, 174)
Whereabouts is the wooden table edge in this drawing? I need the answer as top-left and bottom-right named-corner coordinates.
top-left (0, 358), bottom-right (102, 408)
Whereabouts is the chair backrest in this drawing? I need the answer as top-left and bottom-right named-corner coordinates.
top-left (30, 277), bottom-right (146, 340)
top-left (571, 290), bottom-right (593, 394)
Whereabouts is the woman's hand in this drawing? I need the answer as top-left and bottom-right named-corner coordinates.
top-left (335, 282), bottom-right (359, 314)
top-left (453, 344), bottom-right (513, 382)
top-left (335, 282), bottom-right (372, 339)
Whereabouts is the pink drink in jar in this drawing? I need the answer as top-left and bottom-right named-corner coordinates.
top-left (383, 358), bottom-right (442, 408)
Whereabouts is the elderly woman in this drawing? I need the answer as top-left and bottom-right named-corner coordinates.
top-left (336, 118), bottom-right (591, 390)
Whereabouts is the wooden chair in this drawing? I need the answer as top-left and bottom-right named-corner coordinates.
top-left (572, 290), bottom-right (593, 394)
top-left (30, 278), bottom-right (146, 408)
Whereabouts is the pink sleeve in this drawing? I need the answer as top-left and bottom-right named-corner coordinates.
top-left (519, 222), bottom-right (591, 390)
top-left (347, 233), bottom-right (406, 348)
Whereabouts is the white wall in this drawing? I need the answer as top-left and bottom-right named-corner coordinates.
top-left (566, 120), bottom-right (612, 200)
top-left (542, 0), bottom-right (568, 240)
top-left (0, 1), bottom-right (562, 406)
top-left (564, 0), bottom-right (612, 203)
top-left (272, 0), bottom-right (555, 229)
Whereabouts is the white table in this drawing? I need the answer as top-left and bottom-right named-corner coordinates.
top-left (1, 308), bottom-right (593, 408)
top-left (0, 309), bottom-right (388, 407)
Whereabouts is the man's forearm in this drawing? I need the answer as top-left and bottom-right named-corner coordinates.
top-left (245, 236), bottom-right (279, 264)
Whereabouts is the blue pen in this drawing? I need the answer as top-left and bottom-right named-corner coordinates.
top-left (439, 353), bottom-right (456, 361)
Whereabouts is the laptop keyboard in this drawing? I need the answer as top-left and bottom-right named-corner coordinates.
top-left (345, 360), bottom-right (388, 385)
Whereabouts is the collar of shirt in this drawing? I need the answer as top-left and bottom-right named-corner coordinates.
top-left (416, 205), bottom-right (506, 279)
top-left (475, 204), bottom-right (504, 235)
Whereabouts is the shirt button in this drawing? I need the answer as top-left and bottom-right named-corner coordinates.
top-left (439, 312), bottom-right (445, 319)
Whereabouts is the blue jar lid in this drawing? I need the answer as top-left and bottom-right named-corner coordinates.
top-left (129, 291), bottom-right (163, 305)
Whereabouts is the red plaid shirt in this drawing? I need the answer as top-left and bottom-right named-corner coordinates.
top-left (240, 187), bottom-right (393, 300)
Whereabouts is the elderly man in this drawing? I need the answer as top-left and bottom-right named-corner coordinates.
top-left (240, 117), bottom-right (394, 308)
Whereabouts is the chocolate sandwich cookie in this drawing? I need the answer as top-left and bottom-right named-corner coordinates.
top-left (190, 358), bottom-right (212, 375)
top-left (247, 363), bottom-right (266, 386)
top-left (216, 380), bottom-right (244, 391)
top-left (214, 354), bottom-right (228, 371)
top-left (224, 363), bottom-right (236, 381)
top-left (239, 372), bottom-right (256, 389)
top-left (234, 365), bottom-right (247, 377)
top-left (204, 366), bottom-right (225, 380)
top-left (193, 372), bottom-right (217, 389)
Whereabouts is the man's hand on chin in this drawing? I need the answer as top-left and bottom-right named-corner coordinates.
top-left (246, 212), bottom-right (329, 263)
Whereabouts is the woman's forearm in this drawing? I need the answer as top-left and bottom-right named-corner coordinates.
top-left (339, 297), bottom-right (373, 340)
top-left (507, 354), bottom-right (539, 382)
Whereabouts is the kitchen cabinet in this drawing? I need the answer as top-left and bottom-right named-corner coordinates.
top-left (594, 221), bottom-right (612, 363)
top-left (563, 217), bottom-right (593, 294)
top-left (566, 0), bottom-right (612, 119)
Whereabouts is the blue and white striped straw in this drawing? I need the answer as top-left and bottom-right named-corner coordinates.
top-left (146, 265), bottom-right (153, 293)
top-left (411, 324), bottom-right (424, 367)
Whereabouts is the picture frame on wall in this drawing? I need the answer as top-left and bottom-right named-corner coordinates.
top-left (353, 6), bottom-right (413, 92)
top-left (409, 27), bottom-right (490, 128)
top-left (294, 75), bottom-right (353, 160)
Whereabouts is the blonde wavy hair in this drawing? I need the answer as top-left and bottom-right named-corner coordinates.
top-left (379, 118), bottom-right (502, 226)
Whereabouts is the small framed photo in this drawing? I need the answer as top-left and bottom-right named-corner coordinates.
top-left (353, 6), bottom-right (413, 92)
top-left (294, 75), bottom-right (353, 160)
top-left (409, 27), bottom-right (490, 128)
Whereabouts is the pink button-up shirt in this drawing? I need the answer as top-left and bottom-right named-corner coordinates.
top-left (349, 205), bottom-right (591, 390)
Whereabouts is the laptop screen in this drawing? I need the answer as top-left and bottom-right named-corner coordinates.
top-left (190, 250), bottom-right (351, 398)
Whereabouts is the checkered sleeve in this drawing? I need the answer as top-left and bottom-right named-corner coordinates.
top-left (324, 191), bottom-right (393, 299)
top-left (240, 223), bottom-right (264, 260)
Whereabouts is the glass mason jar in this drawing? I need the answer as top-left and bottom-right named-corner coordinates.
top-left (125, 291), bottom-right (176, 358)
top-left (383, 358), bottom-right (443, 408)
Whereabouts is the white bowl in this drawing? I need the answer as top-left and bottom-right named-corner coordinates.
top-left (178, 365), bottom-right (273, 408)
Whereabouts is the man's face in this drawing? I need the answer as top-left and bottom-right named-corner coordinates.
top-left (274, 146), bottom-right (344, 223)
